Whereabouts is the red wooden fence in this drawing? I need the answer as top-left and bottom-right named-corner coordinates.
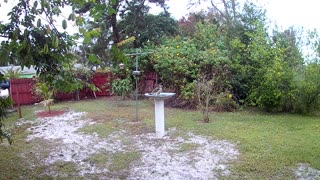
top-left (10, 72), bottom-right (157, 105)
top-left (92, 72), bottom-right (112, 96)
top-left (10, 78), bottom-right (40, 105)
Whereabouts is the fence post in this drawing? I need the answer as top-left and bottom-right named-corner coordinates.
top-left (17, 91), bottom-right (22, 118)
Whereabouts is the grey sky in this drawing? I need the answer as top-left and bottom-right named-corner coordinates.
top-left (1, 0), bottom-right (319, 32)
top-left (151, 0), bottom-right (320, 31)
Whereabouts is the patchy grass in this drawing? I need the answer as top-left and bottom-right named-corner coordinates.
top-left (78, 122), bottom-right (117, 138)
top-left (165, 108), bottom-right (320, 179)
top-left (86, 152), bottom-right (110, 169)
top-left (1, 97), bottom-right (320, 179)
top-left (50, 161), bottom-right (79, 177)
top-left (178, 143), bottom-right (200, 153)
top-left (86, 151), bottom-right (141, 179)
top-left (109, 151), bottom-right (141, 173)
top-left (0, 128), bottom-right (61, 179)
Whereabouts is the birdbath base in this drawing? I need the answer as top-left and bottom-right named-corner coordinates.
top-left (154, 99), bottom-right (165, 138)
top-left (145, 92), bottom-right (176, 138)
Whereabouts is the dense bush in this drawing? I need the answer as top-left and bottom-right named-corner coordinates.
top-left (150, 23), bottom-right (236, 111)
top-left (148, 7), bottom-right (320, 114)
top-left (294, 63), bottom-right (320, 114)
top-left (249, 56), bottom-right (297, 112)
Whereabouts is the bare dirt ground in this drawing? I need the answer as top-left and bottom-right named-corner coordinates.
top-left (17, 110), bottom-right (319, 179)
top-left (20, 111), bottom-right (239, 179)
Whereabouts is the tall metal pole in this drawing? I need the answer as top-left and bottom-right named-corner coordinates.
top-left (135, 50), bottom-right (139, 122)
top-left (125, 50), bottom-right (153, 122)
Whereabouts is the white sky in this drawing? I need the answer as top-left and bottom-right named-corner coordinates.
top-left (151, 0), bottom-right (320, 31)
top-left (0, 0), bottom-right (319, 32)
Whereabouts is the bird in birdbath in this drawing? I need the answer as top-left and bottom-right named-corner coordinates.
top-left (150, 84), bottom-right (163, 95)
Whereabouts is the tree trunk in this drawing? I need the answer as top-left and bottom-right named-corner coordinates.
top-left (204, 92), bottom-right (210, 123)
top-left (111, 0), bottom-right (120, 44)
top-left (76, 90), bottom-right (80, 101)
top-left (48, 105), bottom-right (51, 114)
top-left (93, 91), bottom-right (97, 99)
top-left (121, 92), bottom-right (125, 100)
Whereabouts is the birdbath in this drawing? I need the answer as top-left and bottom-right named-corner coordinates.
top-left (145, 92), bottom-right (176, 138)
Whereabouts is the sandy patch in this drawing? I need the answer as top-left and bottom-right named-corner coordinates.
top-left (129, 131), bottom-right (239, 180)
top-left (24, 111), bottom-right (239, 179)
top-left (26, 111), bottom-right (126, 176)
top-left (296, 163), bottom-right (320, 180)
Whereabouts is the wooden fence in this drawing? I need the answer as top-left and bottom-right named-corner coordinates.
top-left (10, 72), bottom-right (157, 105)
top-left (11, 78), bottom-right (40, 105)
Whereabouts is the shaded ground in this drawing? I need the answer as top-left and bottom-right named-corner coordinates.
top-left (21, 111), bottom-right (239, 179)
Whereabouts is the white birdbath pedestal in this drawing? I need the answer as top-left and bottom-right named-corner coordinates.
top-left (145, 92), bottom-right (176, 138)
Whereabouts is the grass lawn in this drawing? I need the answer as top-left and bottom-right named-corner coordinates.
top-left (1, 97), bottom-right (319, 179)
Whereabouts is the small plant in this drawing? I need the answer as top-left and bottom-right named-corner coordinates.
top-left (0, 66), bottom-right (21, 79)
top-left (196, 65), bottom-right (233, 122)
top-left (34, 81), bottom-right (55, 114)
top-left (196, 76), bottom-right (214, 123)
top-left (112, 77), bottom-right (132, 100)
top-left (73, 66), bottom-right (99, 100)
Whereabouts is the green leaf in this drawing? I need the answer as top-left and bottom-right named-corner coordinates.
top-left (13, 29), bottom-right (19, 39)
top-left (41, 0), bottom-right (45, 8)
top-left (52, 36), bottom-right (59, 48)
top-left (43, 44), bottom-right (49, 54)
top-left (68, 13), bottom-right (76, 21)
top-left (62, 19), bottom-right (67, 30)
top-left (37, 18), bottom-right (41, 27)
top-left (89, 28), bottom-right (101, 38)
top-left (52, 6), bottom-right (61, 15)
top-left (88, 54), bottom-right (101, 64)
top-left (83, 32), bottom-right (92, 44)
top-left (75, 15), bottom-right (85, 26)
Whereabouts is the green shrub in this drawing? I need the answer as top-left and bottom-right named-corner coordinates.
top-left (250, 57), bottom-right (296, 112)
top-left (111, 78), bottom-right (132, 100)
top-left (0, 76), bottom-right (13, 144)
top-left (294, 63), bottom-right (320, 114)
top-left (34, 80), bottom-right (55, 113)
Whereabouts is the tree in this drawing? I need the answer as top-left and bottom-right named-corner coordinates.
top-left (0, 0), bottom-right (137, 96)
top-left (178, 12), bottom-right (208, 37)
top-left (73, 0), bottom-right (173, 67)
top-left (228, 2), bottom-right (268, 102)
top-left (185, 1), bottom-right (267, 103)
top-left (272, 27), bottom-right (304, 68)
top-left (151, 22), bottom-right (235, 110)
top-left (293, 30), bottom-right (320, 114)
top-left (118, 12), bottom-right (178, 47)
top-left (0, 0), bottom-right (75, 86)
top-left (294, 63), bottom-right (320, 114)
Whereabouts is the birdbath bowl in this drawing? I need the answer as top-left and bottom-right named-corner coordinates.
top-left (145, 92), bottom-right (176, 138)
